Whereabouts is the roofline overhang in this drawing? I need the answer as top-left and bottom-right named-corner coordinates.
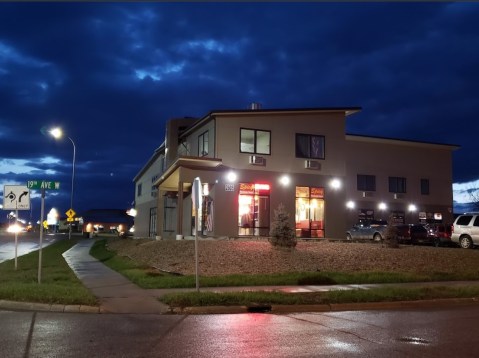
top-left (180, 107), bottom-right (361, 138)
top-left (346, 134), bottom-right (460, 151)
top-left (154, 156), bottom-right (224, 188)
top-left (133, 141), bottom-right (166, 182)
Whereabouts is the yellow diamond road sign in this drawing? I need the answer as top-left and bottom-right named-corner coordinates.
top-left (66, 209), bottom-right (76, 218)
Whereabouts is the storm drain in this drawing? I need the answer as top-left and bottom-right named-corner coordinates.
top-left (246, 304), bottom-right (272, 313)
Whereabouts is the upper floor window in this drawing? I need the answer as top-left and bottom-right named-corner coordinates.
top-left (137, 183), bottom-right (142, 197)
top-left (389, 176), bottom-right (407, 193)
top-left (198, 131), bottom-right (209, 157)
top-left (296, 134), bottom-right (325, 159)
top-left (420, 178), bottom-right (430, 195)
top-left (357, 174), bottom-right (376, 191)
top-left (151, 174), bottom-right (159, 197)
top-left (240, 128), bottom-right (270, 155)
top-left (178, 139), bottom-right (190, 156)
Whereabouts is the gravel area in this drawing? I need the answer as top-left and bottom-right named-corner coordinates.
top-left (106, 238), bottom-right (479, 277)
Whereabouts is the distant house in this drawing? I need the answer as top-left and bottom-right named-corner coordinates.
top-left (80, 209), bottom-right (134, 235)
top-left (134, 105), bottom-right (459, 240)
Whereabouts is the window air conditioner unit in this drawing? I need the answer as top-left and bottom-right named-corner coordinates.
top-left (305, 160), bottom-right (321, 170)
top-left (249, 155), bottom-right (265, 166)
top-left (362, 191), bottom-right (374, 198)
top-left (394, 193), bottom-right (404, 199)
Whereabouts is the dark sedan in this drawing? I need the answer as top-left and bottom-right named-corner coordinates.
top-left (396, 224), bottom-right (430, 245)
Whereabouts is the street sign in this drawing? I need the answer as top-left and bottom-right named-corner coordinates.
top-left (27, 180), bottom-right (60, 190)
top-left (43, 220), bottom-right (48, 229)
top-left (67, 217), bottom-right (74, 222)
top-left (66, 209), bottom-right (76, 218)
top-left (3, 185), bottom-right (30, 210)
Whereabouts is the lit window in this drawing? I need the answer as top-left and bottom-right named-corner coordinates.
top-left (240, 128), bottom-right (270, 155)
top-left (198, 131), bottom-right (209, 157)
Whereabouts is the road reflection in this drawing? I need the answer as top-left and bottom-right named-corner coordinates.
top-left (0, 231), bottom-right (59, 263)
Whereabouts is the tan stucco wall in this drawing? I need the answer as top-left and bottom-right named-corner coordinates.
top-left (215, 111), bottom-right (347, 176)
top-left (344, 136), bottom-right (455, 226)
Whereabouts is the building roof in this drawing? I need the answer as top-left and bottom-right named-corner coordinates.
top-left (133, 141), bottom-right (165, 182)
top-left (81, 209), bottom-right (134, 225)
top-left (180, 106), bottom-right (362, 138)
top-left (346, 134), bottom-right (460, 150)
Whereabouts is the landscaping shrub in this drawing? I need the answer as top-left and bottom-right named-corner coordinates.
top-left (268, 203), bottom-right (297, 248)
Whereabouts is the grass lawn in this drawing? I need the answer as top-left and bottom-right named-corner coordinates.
top-left (160, 286), bottom-right (479, 308)
top-left (92, 238), bottom-right (479, 308)
top-left (0, 239), bottom-right (97, 306)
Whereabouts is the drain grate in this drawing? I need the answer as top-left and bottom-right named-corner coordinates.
top-left (247, 304), bottom-right (272, 313)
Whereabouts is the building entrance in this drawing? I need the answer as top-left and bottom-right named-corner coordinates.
top-left (295, 186), bottom-right (324, 238)
top-left (238, 183), bottom-right (270, 236)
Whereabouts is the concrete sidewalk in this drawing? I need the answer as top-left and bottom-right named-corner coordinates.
top-left (62, 239), bottom-right (169, 314)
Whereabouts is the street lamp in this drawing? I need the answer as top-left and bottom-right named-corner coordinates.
top-left (50, 127), bottom-right (76, 240)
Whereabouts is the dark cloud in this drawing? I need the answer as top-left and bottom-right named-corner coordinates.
top-left (1, 2), bottom-right (478, 221)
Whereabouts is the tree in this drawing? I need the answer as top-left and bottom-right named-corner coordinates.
top-left (383, 214), bottom-right (399, 248)
top-left (269, 203), bottom-right (297, 248)
top-left (468, 185), bottom-right (479, 211)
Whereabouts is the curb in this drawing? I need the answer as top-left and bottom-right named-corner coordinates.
top-left (0, 300), bottom-right (102, 314)
top-left (1, 297), bottom-right (478, 315)
top-left (168, 297), bottom-right (479, 315)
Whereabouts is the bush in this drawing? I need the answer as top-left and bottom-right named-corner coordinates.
top-left (383, 214), bottom-right (399, 248)
top-left (268, 203), bottom-right (297, 248)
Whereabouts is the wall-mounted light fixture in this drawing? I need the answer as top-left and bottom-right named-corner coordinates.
top-left (346, 201), bottom-right (355, 209)
top-left (330, 178), bottom-right (341, 190)
top-left (226, 171), bottom-right (237, 182)
top-left (279, 175), bottom-right (290, 186)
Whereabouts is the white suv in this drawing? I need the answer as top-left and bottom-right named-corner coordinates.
top-left (451, 213), bottom-right (479, 249)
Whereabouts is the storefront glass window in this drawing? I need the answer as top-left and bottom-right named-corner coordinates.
top-left (238, 183), bottom-right (270, 236)
top-left (295, 186), bottom-right (324, 238)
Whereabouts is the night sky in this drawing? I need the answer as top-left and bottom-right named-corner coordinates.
top-left (1, 2), bottom-right (478, 223)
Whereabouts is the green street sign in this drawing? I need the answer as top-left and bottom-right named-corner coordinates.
top-left (27, 180), bottom-right (60, 190)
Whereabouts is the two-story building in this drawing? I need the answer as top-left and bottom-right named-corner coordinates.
top-left (133, 105), bottom-right (458, 240)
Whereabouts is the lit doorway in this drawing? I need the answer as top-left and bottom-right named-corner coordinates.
top-left (238, 183), bottom-right (270, 236)
top-left (295, 186), bottom-right (324, 238)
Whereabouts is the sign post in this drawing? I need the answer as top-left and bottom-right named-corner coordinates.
top-left (38, 189), bottom-right (45, 283)
top-left (3, 185), bottom-right (30, 270)
top-left (26, 180), bottom-right (60, 284)
top-left (192, 177), bottom-right (202, 292)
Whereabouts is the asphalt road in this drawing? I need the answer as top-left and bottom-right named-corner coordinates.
top-left (0, 231), bottom-right (60, 263)
top-left (1, 305), bottom-right (478, 357)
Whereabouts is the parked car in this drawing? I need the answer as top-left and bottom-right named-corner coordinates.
top-left (395, 224), bottom-right (430, 245)
top-left (425, 223), bottom-right (454, 247)
top-left (451, 213), bottom-right (479, 249)
top-left (118, 224), bottom-right (134, 238)
top-left (346, 220), bottom-right (387, 241)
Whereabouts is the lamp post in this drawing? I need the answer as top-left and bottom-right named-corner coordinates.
top-left (50, 127), bottom-right (76, 240)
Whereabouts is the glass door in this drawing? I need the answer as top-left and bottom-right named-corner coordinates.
top-left (238, 183), bottom-right (270, 236)
top-left (295, 186), bottom-right (324, 238)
